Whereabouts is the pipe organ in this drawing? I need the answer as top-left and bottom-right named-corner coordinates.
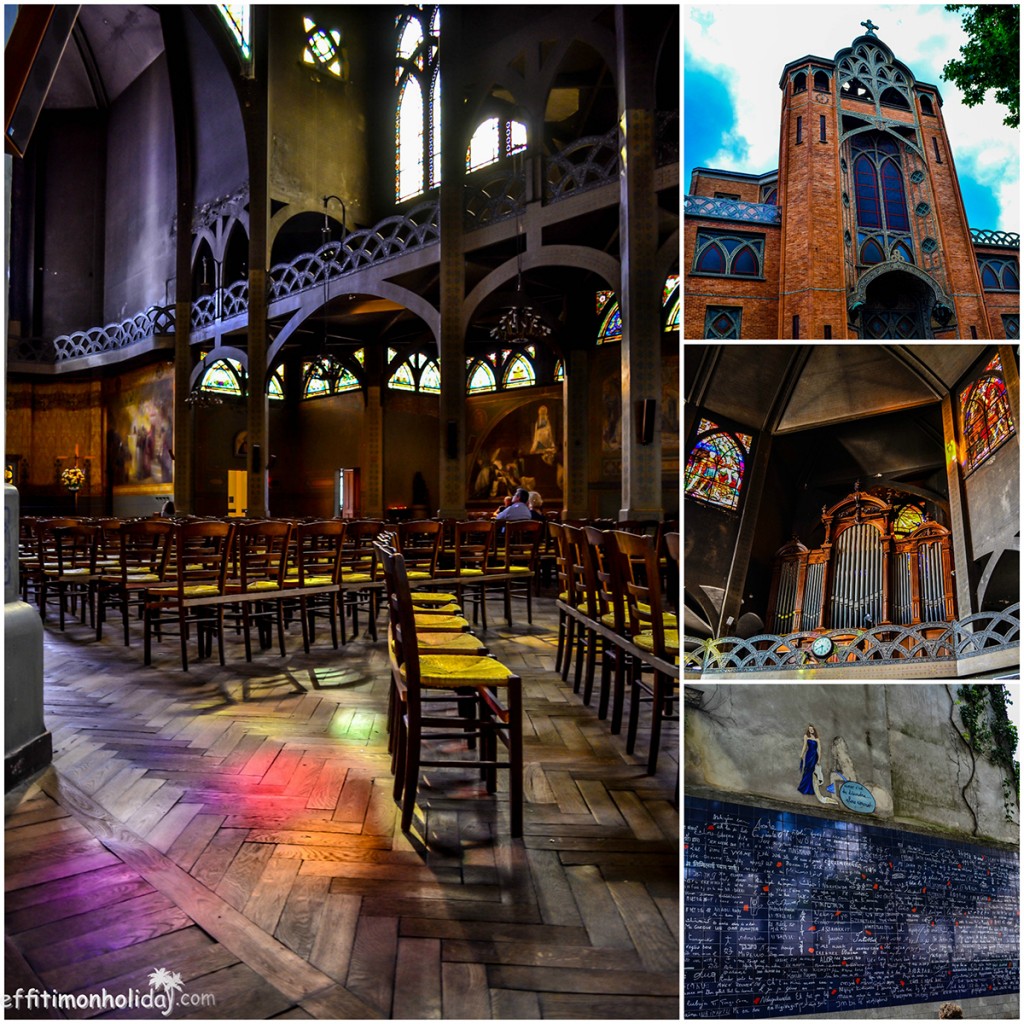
top-left (768, 488), bottom-right (956, 634)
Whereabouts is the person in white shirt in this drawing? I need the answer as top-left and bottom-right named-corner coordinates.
top-left (495, 487), bottom-right (533, 521)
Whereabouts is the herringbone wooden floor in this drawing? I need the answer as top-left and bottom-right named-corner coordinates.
top-left (5, 595), bottom-right (678, 1019)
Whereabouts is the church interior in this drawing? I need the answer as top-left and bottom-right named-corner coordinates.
top-left (4, 5), bottom-right (680, 1019)
top-left (684, 344), bottom-right (1020, 679)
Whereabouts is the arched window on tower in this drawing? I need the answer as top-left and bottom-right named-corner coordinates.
top-left (959, 353), bottom-right (1015, 473)
top-left (793, 72), bottom-right (807, 93)
top-left (685, 418), bottom-right (752, 511)
top-left (395, 7), bottom-right (440, 201)
top-left (813, 71), bottom-right (830, 92)
top-left (919, 93), bottom-right (934, 116)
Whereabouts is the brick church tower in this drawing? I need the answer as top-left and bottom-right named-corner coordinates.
top-left (684, 20), bottom-right (1020, 340)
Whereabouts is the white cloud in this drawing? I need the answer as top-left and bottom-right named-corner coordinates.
top-left (684, 2), bottom-right (1019, 229)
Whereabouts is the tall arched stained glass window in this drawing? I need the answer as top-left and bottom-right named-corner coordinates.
top-left (685, 418), bottom-right (752, 511)
top-left (596, 290), bottom-right (622, 344)
top-left (852, 132), bottom-right (909, 234)
top-left (554, 359), bottom-right (565, 382)
top-left (663, 275), bottom-right (680, 333)
top-left (960, 354), bottom-right (1015, 472)
top-left (267, 365), bottom-right (285, 401)
top-left (395, 7), bottom-right (440, 201)
top-left (466, 116), bottom-right (528, 171)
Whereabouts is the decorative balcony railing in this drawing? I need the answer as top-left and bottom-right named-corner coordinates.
top-left (684, 194), bottom-right (782, 225)
top-left (684, 603), bottom-right (1019, 676)
top-left (970, 228), bottom-right (1020, 249)
top-left (464, 170), bottom-right (526, 230)
top-left (14, 306), bottom-right (178, 364)
top-left (544, 127), bottom-right (620, 202)
top-left (656, 109), bottom-right (679, 167)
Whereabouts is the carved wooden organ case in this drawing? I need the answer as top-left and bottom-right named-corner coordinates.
top-left (767, 488), bottom-right (956, 634)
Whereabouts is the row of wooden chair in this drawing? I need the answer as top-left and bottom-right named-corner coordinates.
top-left (551, 523), bottom-right (679, 774)
top-left (375, 536), bottom-right (524, 839)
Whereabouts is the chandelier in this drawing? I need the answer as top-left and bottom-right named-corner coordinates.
top-left (490, 162), bottom-right (551, 346)
top-left (185, 382), bottom-right (223, 408)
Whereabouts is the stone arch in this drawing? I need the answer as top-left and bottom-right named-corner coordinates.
top-left (850, 265), bottom-right (954, 339)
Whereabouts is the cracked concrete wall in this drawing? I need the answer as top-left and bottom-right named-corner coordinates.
top-left (685, 683), bottom-right (1019, 846)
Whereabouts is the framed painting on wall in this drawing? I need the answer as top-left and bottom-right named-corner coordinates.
top-left (106, 363), bottom-right (174, 495)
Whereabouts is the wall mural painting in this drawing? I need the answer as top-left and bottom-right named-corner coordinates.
top-left (106, 364), bottom-right (174, 491)
top-left (685, 796), bottom-right (1020, 1019)
top-left (600, 355), bottom-right (680, 476)
top-left (467, 391), bottom-right (564, 505)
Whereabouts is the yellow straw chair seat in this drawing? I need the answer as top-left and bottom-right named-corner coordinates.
top-left (634, 629), bottom-right (679, 656)
top-left (637, 601), bottom-right (677, 627)
top-left (46, 567), bottom-right (93, 577)
top-left (412, 612), bottom-right (469, 632)
top-left (401, 654), bottom-right (515, 688)
top-left (405, 570), bottom-right (433, 580)
top-left (415, 631), bottom-right (487, 655)
top-left (150, 584), bottom-right (220, 599)
top-left (340, 571), bottom-right (372, 582)
top-left (411, 591), bottom-right (457, 604)
top-left (411, 602), bottom-right (462, 616)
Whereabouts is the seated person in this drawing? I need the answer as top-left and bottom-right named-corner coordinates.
top-left (495, 487), bottom-right (533, 522)
top-left (527, 491), bottom-right (545, 522)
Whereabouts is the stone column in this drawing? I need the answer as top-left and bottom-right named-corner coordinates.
top-left (942, 393), bottom-right (975, 617)
top-left (561, 347), bottom-right (590, 519)
top-left (616, 6), bottom-right (661, 521)
top-left (160, 9), bottom-right (195, 514)
top-left (436, 8), bottom-right (466, 519)
top-left (242, 10), bottom-right (270, 517)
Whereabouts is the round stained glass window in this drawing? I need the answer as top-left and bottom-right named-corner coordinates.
top-left (915, 201), bottom-right (930, 217)
top-left (921, 237), bottom-right (938, 253)
top-left (910, 169), bottom-right (925, 184)
top-left (713, 315), bottom-right (732, 334)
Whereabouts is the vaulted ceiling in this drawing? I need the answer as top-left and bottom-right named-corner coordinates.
top-left (685, 344), bottom-right (989, 436)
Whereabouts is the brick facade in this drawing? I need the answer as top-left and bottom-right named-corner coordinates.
top-left (684, 31), bottom-right (1019, 340)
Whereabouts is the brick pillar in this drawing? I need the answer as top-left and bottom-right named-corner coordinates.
top-left (561, 347), bottom-right (589, 519)
top-left (616, 6), bottom-right (662, 521)
top-left (436, 8), bottom-right (466, 520)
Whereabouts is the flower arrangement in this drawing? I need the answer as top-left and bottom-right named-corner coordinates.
top-left (4, 466), bottom-right (13, 484)
top-left (61, 466), bottom-right (86, 490)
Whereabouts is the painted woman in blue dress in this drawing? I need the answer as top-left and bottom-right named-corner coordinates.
top-left (797, 724), bottom-right (820, 795)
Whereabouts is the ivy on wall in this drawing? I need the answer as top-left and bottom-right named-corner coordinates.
top-left (956, 684), bottom-right (1020, 824)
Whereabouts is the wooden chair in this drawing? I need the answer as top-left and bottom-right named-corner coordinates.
top-left (585, 525), bottom-right (630, 728)
top-left (548, 522), bottom-right (574, 675)
top-left (612, 530), bottom-right (679, 774)
top-left (562, 524), bottom-right (601, 697)
top-left (96, 519), bottom-right (173, 645)
top-left (29, 518), bottom-right (80, 611)
top-left (434, 520), bottom-right (495, 628)
top-left (397, 520), bottom-right (443, 581)
top-left (144, 521), bottom-right (233, 671)
top-left (225, 520), bottom-right (292, 661)
top-left (491, 519), bottom-right (544, 626)
top-left (284, 519), bottom-right (345, 653)
top-left (41, 524), bottom-right (100, 630)
top-left (339, 519), bottom-right (384, 642)
top-left (379, 545), bottom-right (523, 838)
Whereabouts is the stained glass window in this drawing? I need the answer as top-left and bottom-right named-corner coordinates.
top-left (693, 231), bottom-right (765, 277)
top-left (420, 360), bottom-right (441, 393)
top-left (554, 359), bottom-right (565, 382)
top-left (852, 132), bottom-right (909, 235)
top-left (395, 7), bottom-right (440, 201)
top-left (466, 117), bottom-right (528, 171)
top-left (468, 361), bottom-right (497, 393)
top-left (684, 418), bottom-right (752, 511)
top-left (267, 365), bottom-right (285, 401)
top-left (353, 348), bottom-right (365, 366)
top-left (504, 354), bottom-right (535, 389)
top-left (201, 359), bottom-right (245, 396)
top-left (218, 4), bottom-right (251, 60)
top-left (597, 300), bottom-right (622, 345)
top-left (664, 274), bottom-right (680, 332)
top-left (704, 306), bottom-right (742, 340)
top-left (893, 505), bottom-right (924, 538)
top-left (335, 366), bottom-right (361, 393)
top-left (960, 354), bottom-right (1015, 472)
top-left (302, 361), bottom-right (332, 399)
top-left (389, 361), bottom-right (417, 391)
top-left (302, 18), bottom-right (344, 79)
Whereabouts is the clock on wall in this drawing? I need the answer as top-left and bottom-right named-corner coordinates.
top-left (810, 635), bottom-right (835, 659)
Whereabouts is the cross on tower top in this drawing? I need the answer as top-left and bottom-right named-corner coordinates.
top-left (860, 19), bottom-right (879, 36)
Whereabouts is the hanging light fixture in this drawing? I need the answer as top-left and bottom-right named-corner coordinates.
top-left (490, 159), bottom-right (551, 347)
top-left (304, 194), bottom-right (348, 390)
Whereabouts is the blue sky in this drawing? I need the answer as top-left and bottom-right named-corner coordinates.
top-left (685, 3), bottom-right (1019, 232)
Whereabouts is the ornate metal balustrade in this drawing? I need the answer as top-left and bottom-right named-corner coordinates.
top-left (40, 306), bottom-right (177, 363)
top-left (544, 127), bottom-right (619, 202)
top-left (464, 170), bottom-right (525, 230)
top-left (684, 194), bottom-right (782, 225)
top-left (684, 603), bottom-right (1019, 677)
top-left (970, 228), bottom-right (1020, 249)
